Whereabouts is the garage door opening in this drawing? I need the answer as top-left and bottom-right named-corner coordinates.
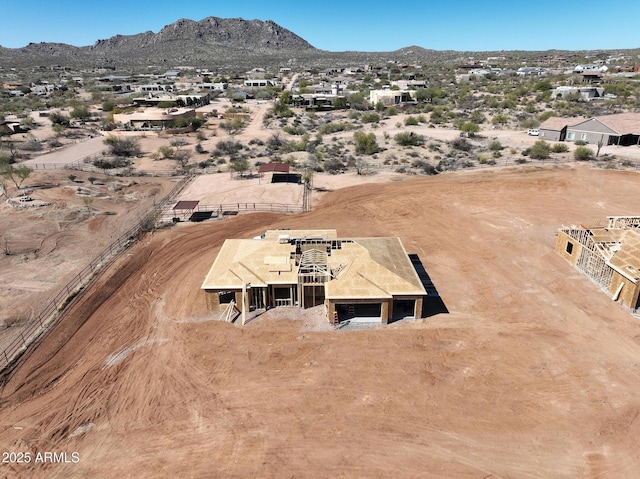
top-left (392, 299), bottom-right (416, 321)
top-left (336, 303), bottom-right (382, 323)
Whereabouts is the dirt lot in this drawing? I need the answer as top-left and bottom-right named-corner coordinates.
top-left (1, 164), bottom-right (640, 478)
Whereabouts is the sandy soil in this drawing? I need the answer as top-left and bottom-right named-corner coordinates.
top-left (0, 169), bottom-right (178, 341)
top-left (2, 164), bottom-right (640, 478)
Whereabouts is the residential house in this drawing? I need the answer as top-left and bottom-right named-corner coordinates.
top-left (369, 89), bottom-right (417, 106)
top-left (201, 230), bottom-right (426, 324)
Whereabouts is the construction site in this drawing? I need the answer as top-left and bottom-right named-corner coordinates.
top-left (3, 164), bottom-right (640, 478)
top-left (556, 216), bottom-right (640, 312)
top-left (201, 229), bottom-right (430, 325)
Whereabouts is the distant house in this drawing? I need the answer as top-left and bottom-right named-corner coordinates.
top-left (566, 114), bottom-right (640, 146)
top-left (197, 82), bottom-right (228, 91)
top-left (0, 120), bottom-right (29, 135)
top-left (113, 108), bottom-right (196, 130)
top-left (539, 114), bottom-right (640, 146)
top-left (369, 89), bottom-right (417, 106)
top-left (243, 79), bottom-right (277, 88)
top-left (550, 86), bottom-right (604, 101)
top-left (132, 93), bottom-right (210, 108)
top-left (294, 93), bottom-right (347, 110)
top-left (539, 117), bottom-right (578, 142)
top-left (517, 67), bottom-right (544, 76)
top-left (137, 84), bottom-right (174, 93)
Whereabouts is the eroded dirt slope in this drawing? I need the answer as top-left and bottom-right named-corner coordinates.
top-left (2, 165), bottom-right (640, 478)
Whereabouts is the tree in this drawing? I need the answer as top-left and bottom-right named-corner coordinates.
top-left (49, 112), bottom-right (71, 127)
top-left (353, 131), bottom-right (379, 155)
top-left (0, 162), bottom-right (32, 190)
top-left (230, 158), bottom-right (250, 177)
top-left (103, 136), bottom-right (141, 157)
top-left (491, 114), bottom-right (508, 127)
top-left (70, 105), bottom-right (91, 120)
top-left (174, 148), bottom-right (192, 167)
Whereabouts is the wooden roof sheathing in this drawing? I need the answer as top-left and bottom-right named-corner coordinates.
top-left (609, 230), bottom-right (640, 281)
top-left (201, 232), bottom-right (426, 299)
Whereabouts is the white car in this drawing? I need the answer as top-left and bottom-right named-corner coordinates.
top-left (527, 129), bottom-right (540, 136)
top-left (18, 196), bottom-right (33, 202)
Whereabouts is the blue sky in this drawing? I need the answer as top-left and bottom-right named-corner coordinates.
top-left (1, 0), bottom-right (638, 52)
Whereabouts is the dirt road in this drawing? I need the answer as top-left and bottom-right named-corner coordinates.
top-left (22, 137), bottom-right (107, 168)
top-left (2, 165), bottom-right (640, 478)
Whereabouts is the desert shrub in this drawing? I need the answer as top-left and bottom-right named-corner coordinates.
top-left (394, 131), bottom-right (425, 147)
top-left (411, 159), bottom-right (438, 175)
top-left (404, 116), bottom-right (419, 126)
top-left (450, 137), bottom-right (473, 152)
top-left (194, 143), bottom-right (206, 154)
top-left (49, 112), bottom-right (71, 127)
top-left (574, 145), bottom-right (595, 161)
top-left (488, 140), bottom-right (503, 151)
top-left (214, 140), bottom-right (243, 156)
top-left (361, 112), bottom-right (381, 124)
top-left (283, 125), bottom-right (306, 135)
top-left (324, 158), bottom-right (345, 174)
top-left (527, 140), bottom-right (551, 159)
top-left (103, 136), bottom-right (141, 157)
top-left (23, 136), bottom-right (43, 151)
top-left (318, 122), bottom-right (355, 136)
top-left (93, 157), bottom-right (132, 169)
top-left (353, 131), bottom-right (379, 155)
top-left (574, 140), bottom-right (587, 146)
top-left (70, 105), bottom-right (91, 119)
top-left (491, 114), bottom-right (508, 127)
top-left (170, 138), bottom-right (189, 147)
top-left (158, 146), bottom-right (175, 159)
top-left (551, 143), bottom-right (569, 153)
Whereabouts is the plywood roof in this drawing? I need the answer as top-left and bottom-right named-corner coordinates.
top-left (262, 229), bottom-right (337, 241)
top-left (608, 229), bottom-right (640, 281)
top-left (201, 232), bottom-right (426, 299)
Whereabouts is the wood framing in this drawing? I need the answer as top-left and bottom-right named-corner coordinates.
top-left (556, 217), bottom-right (640, 311)
top-left (201, 230), bottom-right (427, 324)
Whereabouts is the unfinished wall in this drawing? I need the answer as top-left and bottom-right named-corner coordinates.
top-left (555, 231), bottom-right (582, 265)
top-left (608, 272), bottom-right (640, 309)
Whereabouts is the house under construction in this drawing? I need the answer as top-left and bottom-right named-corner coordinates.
top-left (556, 216), bottom-right (640, 311)
top-left (201, 230), bottom-right (426, 324)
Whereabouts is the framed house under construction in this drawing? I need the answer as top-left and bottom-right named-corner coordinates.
top-left (201, 230), bottom-right (426, 324)
top-left (556, 216), bottom-right (640, 311)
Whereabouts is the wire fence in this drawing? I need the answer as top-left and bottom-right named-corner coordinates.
top-left (0, 174), bottom-right (195, 374)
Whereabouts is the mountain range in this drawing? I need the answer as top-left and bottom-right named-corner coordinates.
top-left (0, 16), bottom-right (633, 71)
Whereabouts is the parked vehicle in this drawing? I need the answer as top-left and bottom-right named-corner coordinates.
top-left (527, 129), bottom-right (540, 136)
top-left (18, 196), bottom-right (33, 202)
